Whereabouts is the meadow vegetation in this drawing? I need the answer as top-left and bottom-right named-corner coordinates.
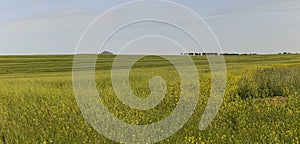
top-left (0, 54), bottom-right (299, 143)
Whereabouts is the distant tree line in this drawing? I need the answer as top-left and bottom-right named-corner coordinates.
top-left (180, 52), bottom-right (219, 56)
top-left (278, 52), bottom-right (298, 55)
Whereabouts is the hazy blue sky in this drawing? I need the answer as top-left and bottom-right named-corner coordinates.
top-left (0, 0), bottom-right (299, 55)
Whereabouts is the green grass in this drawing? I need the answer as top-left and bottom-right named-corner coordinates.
top-left (0, 54), bottom-right (299, 143)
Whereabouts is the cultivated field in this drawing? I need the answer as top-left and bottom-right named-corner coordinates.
top-left (0, 54), bottom-right (299, 143)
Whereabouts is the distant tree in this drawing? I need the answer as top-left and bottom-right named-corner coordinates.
top-left (101, 51), bottom-right (113, 55)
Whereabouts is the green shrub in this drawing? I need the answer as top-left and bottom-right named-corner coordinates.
top-left (237, 67), bottom-right (300, 99)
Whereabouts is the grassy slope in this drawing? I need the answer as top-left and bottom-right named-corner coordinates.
top-left (0, 54), bottom-right (299, 143)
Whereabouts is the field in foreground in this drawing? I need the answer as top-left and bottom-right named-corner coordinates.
top-left (0, 54), bottom-right (299, 143)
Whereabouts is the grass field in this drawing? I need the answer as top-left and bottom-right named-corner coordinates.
top-left (0, 54), bottom-right (299, 143)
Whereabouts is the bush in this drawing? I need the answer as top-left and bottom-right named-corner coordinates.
top-left (237, 67), bottom-right (300, 99)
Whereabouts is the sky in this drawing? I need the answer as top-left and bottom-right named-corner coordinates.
top-left (0, 0), bottom-right (299, 55)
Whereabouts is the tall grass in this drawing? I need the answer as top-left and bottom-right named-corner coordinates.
top-left (237, 67), bottom-right (300, 99)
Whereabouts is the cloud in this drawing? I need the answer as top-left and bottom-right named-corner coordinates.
top-left (0, 9), bottom-right (96, 33)
top-left (207, 0), bottom-right (300, 17)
